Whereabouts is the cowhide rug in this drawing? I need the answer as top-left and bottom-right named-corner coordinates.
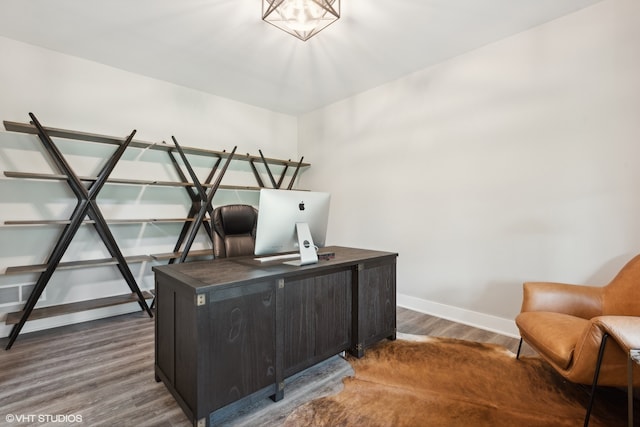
top-left (284, 335), bottom-right (626, 427)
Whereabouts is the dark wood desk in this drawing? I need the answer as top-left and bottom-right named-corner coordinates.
top-left (153, 246), bottom-right (397, 427)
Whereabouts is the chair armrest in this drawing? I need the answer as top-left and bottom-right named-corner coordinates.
top-left (593, 316), bottom-right (640, 351)
top-left (520, 282), bottom-right (603, 319)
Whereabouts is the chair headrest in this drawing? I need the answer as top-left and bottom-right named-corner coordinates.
top-left (216, 205), bottom-right (257, 236)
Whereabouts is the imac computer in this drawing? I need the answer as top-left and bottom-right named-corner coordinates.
top-left (254, 189), bottom-right (330, 266)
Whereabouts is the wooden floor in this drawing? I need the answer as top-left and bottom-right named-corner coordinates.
top-left (0, 307), bottom-right (587, 427)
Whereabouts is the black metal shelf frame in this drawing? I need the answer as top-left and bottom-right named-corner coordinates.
top-left (1, 114), bottom-right (310, 349)
top-left (4, 113), bottom-right (152, 350)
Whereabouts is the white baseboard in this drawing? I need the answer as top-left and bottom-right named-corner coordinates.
top-left (397, 293), bottom-right (520, 338)
top-left (1, 293), bottom-right (519, 342)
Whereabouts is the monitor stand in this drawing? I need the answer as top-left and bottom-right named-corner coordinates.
top-left (283, 222), bottom-right (318, 266)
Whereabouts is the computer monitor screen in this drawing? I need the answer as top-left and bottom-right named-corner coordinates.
top-left (254, 189), bottom-right (330, 264)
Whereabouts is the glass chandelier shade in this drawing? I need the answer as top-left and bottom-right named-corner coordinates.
top-left (262, 0), bottom-right (340, 42)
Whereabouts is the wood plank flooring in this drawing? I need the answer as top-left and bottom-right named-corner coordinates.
top-left (0, 307), bottom-right (595, 426)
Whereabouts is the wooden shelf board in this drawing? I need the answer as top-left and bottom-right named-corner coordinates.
top-left (3, 121), bottom-right (310, 168)
top-left (4, 218), bottom-right (205, 226)
top-left (4, 220), bottom-right (92, 225)
top-left (107, 218), bottom-right (202, 224)
top-left (4, 171), bottom-right (70, 181)
top-left (5, 171), bottom-right (194, 188)
top-left (4, 255), bottom-right (152, 275)
top-left (218, 184), bottom-right (263, 191)
top-left (150, 249), bottom-right (213, 260)
top-left (5, 291), bottom-right (154, 325)
top-left (4, 171), bottom-right (276, 192)
top-left (106, 178), bottom-right (192, 187)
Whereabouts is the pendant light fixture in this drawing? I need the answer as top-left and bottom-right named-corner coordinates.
top-left (262, 0), bottom-right (340, 42)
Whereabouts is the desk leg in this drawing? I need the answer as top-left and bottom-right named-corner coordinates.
top-left (629, 354), bottom-right (634, 427)
top-left (273, 280), bottom-right (285, 402)
top-left (348, 342), bottom-right (365, 358)
top-left (271, 382), bottom-right (285, 402)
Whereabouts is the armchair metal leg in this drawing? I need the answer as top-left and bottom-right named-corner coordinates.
top-left (516, 338), bottom-right (523, 359)
top-left (584, 333), bottom-right (609, 427)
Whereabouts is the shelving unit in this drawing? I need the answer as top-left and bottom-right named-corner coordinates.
top-left (1, 113), bottom-right (310, 349)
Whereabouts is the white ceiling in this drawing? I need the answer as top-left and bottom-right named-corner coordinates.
top-left (0, 0), bottom-right (601, 115)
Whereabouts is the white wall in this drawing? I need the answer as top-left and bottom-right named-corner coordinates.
top-left (0, 37), bottom-right (299, 337)
top-left (298, 0), bottom-right (640, 336)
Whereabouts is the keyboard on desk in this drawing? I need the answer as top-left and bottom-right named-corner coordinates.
top-left (254, 253), bottom-right (300, 263)
top-left (254, 251), bottom-right (335, 263)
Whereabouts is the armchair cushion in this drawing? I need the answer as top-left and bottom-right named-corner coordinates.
top-left (516, 312), bottom-right (589, 369)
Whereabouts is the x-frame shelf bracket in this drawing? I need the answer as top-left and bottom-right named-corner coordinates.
top-left (5, 113), bottom-right (153, 350)
top-left (165, 148), bottom-right (219, 264)
top-left (168, 136), bottom-right (237, 264)
top-left (249, 149), bottom-right (304, 190)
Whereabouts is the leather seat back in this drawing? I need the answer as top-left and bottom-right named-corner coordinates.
top-left (602, 254), bottom-right (640, 316)
top-left (212, 204), bottom-right (258, 258)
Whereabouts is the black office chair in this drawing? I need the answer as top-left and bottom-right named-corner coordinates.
top-left (211, 204), bottom-right (258, 258)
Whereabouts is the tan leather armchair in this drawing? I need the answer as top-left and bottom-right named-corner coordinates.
top-left (515, 254), bottom-right (640, 424)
